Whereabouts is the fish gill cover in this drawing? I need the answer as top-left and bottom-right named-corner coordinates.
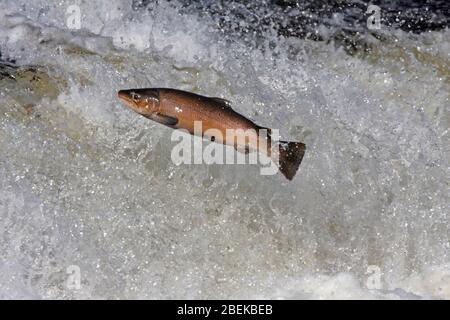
top-left (0, 0), bottom-right (449, 299)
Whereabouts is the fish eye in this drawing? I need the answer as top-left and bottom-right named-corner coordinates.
top-left (130, 92), bottom-right (141, 101)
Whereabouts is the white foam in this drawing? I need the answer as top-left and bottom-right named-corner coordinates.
top-left (0, 0), bottom-right (448, 299)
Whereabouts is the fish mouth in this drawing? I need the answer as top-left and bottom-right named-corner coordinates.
top-left (118, 89), bottom-right (160, 116)
top-left (118, 90), bottom-right (139, 111)
top-left (118, 90), bottom-right (133, 103)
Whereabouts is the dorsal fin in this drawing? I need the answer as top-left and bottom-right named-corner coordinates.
top-left (210, 97), bottom-right (232, 109)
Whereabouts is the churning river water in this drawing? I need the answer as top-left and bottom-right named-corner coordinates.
top-left (0, 0), bottom-right (449, 299)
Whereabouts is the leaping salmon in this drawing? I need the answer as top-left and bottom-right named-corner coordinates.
top-left (118, 88), bottom-right (305, 180)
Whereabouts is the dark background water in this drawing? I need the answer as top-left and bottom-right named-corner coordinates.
top-left (131, 0), bottom-right (449, 54)
top-left (133, 0), bottom-right (449, 34)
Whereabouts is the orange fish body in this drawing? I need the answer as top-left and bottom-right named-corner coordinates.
top-left (118, 88), bottom-right (305, 180)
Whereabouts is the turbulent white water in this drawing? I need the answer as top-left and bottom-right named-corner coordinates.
top-left (0, 0), bottom-right (449, 299)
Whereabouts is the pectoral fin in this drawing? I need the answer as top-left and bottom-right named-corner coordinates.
top-left (144, 113), bottom-right (178, 126)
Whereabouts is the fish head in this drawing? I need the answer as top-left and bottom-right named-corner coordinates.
top-left (118, 89), bottom-right (160, 116)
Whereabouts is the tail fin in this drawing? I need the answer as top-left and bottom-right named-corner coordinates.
top-left (276, 141), bottom-right (306, 180)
